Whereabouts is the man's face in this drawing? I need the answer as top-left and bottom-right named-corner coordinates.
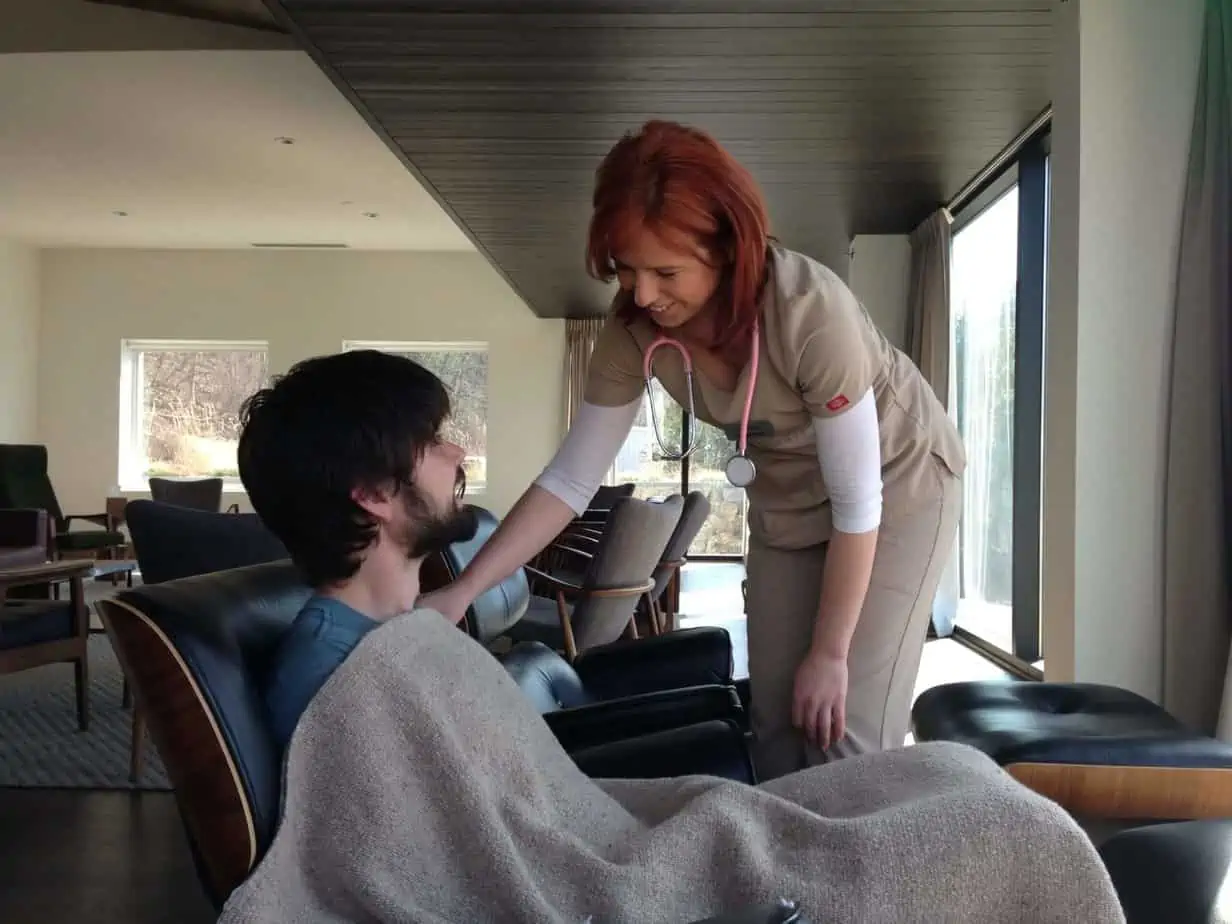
top-left (397, 438), bottom-right (478, 559)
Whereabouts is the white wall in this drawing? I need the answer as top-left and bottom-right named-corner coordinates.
top-left (37, 249), bottom-right (565, 516)
top-left (0, 240), bottom-right (39, 442)
top-left (849, 234), bottom-right (911, 349)
top-left (1042, 0), bottom-right (1207, 696)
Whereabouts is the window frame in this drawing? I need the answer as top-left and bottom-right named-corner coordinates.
top-left (340, 339), bottom-right (490, 497)
top-left (948, 126), bottom-right (1051, 672)
top-left (117, 338), bottom-right (270, 492)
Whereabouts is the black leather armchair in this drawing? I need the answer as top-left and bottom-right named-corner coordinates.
top-left (0, 443), bottom-right (126, 558)
top-left (97, 560), bottom-right (756, 911)
top-left (424, 504), bottom-right (749, 750)
top-left (425, 503), bottom-right (739, 695)
top-left (502, 637), bottom-right (748, 753)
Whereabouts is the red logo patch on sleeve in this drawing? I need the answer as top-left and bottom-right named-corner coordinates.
top-left (825, 394), bottom-right (850, 412)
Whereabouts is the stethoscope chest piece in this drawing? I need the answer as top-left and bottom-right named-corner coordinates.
top-left (724, 453), bottom-right (757, 489)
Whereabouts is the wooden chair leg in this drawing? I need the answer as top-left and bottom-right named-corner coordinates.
top-left (121, 676), bottom-right (132, 709)
top-left (129, 705), bottom-right (146, 783)
top-left (643, 595), bottom-right (660, 636)
top-left (557, 591), bottom-right (578, 661)
top-left (74, 656), bottom-right (89, 732)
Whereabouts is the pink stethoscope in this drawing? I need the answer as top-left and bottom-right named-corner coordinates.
top-left (641, 318), bottom-right (760, 488)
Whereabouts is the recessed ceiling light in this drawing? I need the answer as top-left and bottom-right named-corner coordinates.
top-left (362, 211), bottom-right (379, 219)
top-left (275, 136), bottom-right (295, 145)
top-left (112, 210), bottom-right (129, 217)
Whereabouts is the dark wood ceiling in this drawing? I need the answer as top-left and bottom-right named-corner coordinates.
top-left (269, 1), bottom-right (1052, 318)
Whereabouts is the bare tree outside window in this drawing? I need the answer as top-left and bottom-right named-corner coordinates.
top-left (138, 348), bottom-right (268, 481)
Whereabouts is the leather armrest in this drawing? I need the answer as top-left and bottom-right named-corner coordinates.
top-left (573, 626), bottom-right (734, 700)
top-left (545, 684), bottom-right (743, 753)
top-left (64, 512), bottom-right (112, 530)
top-left (571, 719), bottom-right (755, 784)
top-left (0, 508), bottom-right (49, 549)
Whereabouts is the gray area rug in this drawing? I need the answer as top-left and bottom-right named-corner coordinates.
top-left (0, 634), bottom-right (172, 791)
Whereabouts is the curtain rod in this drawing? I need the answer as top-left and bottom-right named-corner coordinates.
top-left (946, 105), bottom-right (1053, 215)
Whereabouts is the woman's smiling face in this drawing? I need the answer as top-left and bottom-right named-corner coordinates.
top-left (613, 227), bottom-right (722, 330)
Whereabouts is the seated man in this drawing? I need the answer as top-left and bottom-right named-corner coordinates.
top-left (225, 349), bottom-right (1124, 924)
top-left (237, 349), bottom-right (478, 750)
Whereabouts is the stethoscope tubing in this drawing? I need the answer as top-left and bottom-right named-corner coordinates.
top-left (640, 318), bottom-right (760, 478)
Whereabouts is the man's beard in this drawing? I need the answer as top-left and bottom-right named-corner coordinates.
top-left (400, 469), bottom-right (478, 559)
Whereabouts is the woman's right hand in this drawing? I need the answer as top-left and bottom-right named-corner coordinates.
top-left (416, 583), bottom-right (473, 625)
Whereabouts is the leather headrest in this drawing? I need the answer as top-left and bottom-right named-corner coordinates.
top-left (432, 504), bottom-right (529, 644)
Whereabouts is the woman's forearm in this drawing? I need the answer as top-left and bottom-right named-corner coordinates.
top-left (454, 485), bottom-right (578, 600)
top-left (454, 400), bottom-right (639, 602)
top-left (810, 528), bottom-right (879, 659)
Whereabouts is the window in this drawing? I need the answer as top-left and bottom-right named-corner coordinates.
top-left (949, 129), bottom-right (1050, 667)
top-left (607, 382), bottom-right (749, 557)
top-left (118, 340), bottom-right (269, 490)
top-left (342, 341), bottom-right (489, 495)
top-left (952, 185), bottom-right (1018, 652)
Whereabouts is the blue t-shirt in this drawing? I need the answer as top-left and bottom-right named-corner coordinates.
top-left (263, 594), bottom-right (378, 751)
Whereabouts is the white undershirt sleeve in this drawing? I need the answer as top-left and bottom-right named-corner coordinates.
top-left (812, 387), bottom-right (883, 534)
top-left (533, 399), bottom-right (641, 516)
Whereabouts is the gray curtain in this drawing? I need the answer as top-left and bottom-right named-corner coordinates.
top-left (1162, 0), bottom-right (1231, 737)
top-left (906, 209), bottom-right (954, 409)
top-left (563, 317), bottom-right (604, 436)
top-left (906, 208), bottom-right (958, 636)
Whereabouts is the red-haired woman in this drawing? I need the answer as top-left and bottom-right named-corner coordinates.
top-left (421, 120), bottom-right (966, 780)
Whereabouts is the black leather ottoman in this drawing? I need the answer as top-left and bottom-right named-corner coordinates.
top-left (1099, 820), bottom-right (1232, 923)
top-left (911, 681), bottom-right (1232, 819)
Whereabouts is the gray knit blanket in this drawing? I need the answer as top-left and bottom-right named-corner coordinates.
top-left (218, 610), bottom-right (1124, 923)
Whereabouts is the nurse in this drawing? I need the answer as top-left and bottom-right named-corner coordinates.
top-left (419, 119), bottom-right (966, 780)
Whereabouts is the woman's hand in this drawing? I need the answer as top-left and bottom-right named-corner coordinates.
top-left (416, 583), bottom-right (473, 625)
top-left (791, 649), bottom-right (849, 751)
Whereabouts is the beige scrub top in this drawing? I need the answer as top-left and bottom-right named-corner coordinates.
top-left (583, 245), bottom-right (967, 552)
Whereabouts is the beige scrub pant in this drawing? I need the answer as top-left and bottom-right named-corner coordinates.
top-left (745, 458), bottom-right (962, 781)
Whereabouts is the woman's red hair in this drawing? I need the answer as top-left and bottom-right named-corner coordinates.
top-left (586, 120), bottom-right (771, 352)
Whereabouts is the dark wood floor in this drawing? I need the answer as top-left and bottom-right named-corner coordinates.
top-left (0, 789), bottom-right (213, 923)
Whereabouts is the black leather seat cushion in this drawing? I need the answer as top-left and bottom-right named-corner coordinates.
top-left (572, 720), bottom-right (754, 783)
top-left (573, 627), bottom-right (734, 700)
top-left (1099, 820), bottom-right (1232, 924)
top-left (912, 681), bottom-right (1232, 767)
top-left (0, 600), bottom-right (73, 649)
top-left (500, 639), bottom-right (746, 753)
top-left (500, 628), bottom-right (735, 713)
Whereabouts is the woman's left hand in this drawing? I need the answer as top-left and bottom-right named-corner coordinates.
top-left (791, 649), bottom-right (849, 751)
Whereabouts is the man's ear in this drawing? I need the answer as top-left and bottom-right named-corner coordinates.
top-left (351, 482), bottom-right (395, 523)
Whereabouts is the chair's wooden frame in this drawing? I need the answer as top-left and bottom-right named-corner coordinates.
top-left (524, 541), bottom-right (654, 660)
top-left (1006, 762), bottom-right (1232, 820)
top-left (548, 525), bottom-right (686, 637)
top-left (97, 595), bottom-right (257, 907)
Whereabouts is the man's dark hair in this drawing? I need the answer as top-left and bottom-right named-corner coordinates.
top-left (237, 349), bottom-right (455, 587)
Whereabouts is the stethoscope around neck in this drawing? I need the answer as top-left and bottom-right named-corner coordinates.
top-left (640, 318), bottom-right (760, 489)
